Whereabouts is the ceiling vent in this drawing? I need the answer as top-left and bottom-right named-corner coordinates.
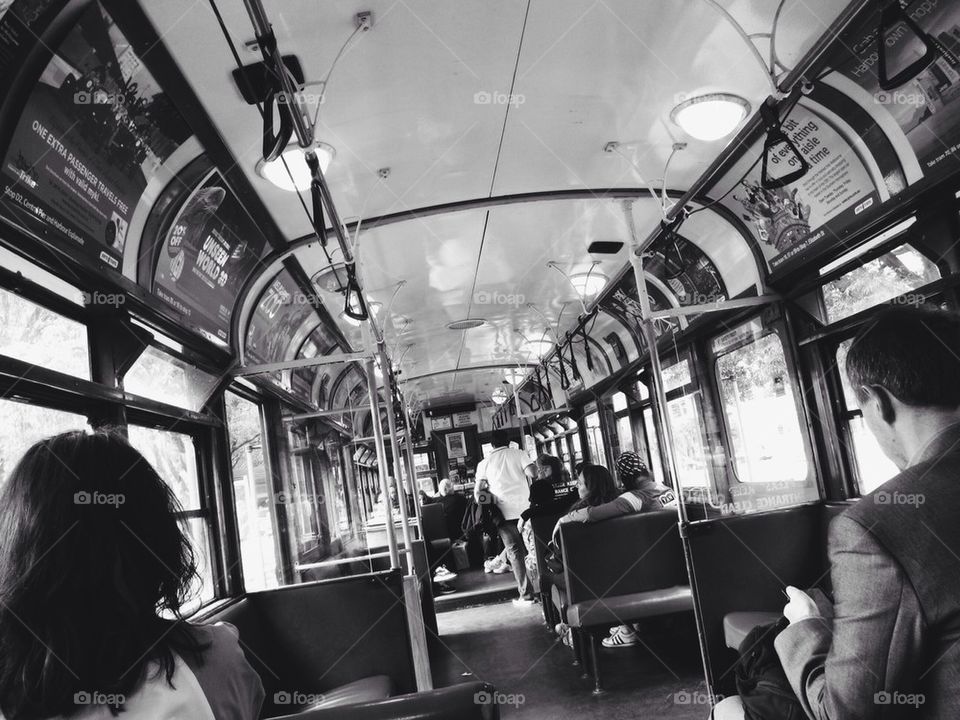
top-left (447, 318), bottom-right (486, 330)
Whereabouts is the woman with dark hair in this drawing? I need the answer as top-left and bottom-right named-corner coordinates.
top-left (0, 429), bottom-right (264, 719)
top-left (535, 453), bottom-right (564, 487)
top-left (551, 463), bottom-right (618, 541)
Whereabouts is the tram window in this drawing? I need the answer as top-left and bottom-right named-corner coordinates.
top-left (225, 391), bottom-right (281, 591)
top-left (715, 332), bottom-right (810, 484)
top-left (126, 426), bottom-right (215, 606)
top-left (571, 431), bottom-right (583, 465)
top-left (821, 244), bottom-right (940, 324)
top-left (0, 400), bottom-right (89, 486)
top-left (666, 394), bottom-right (710, 488)
top-left (0, 288), bottom-right (89, 379)
top-left (836, 340), bottom-right (899, 493)
top-left (123, 345), bottom-right (219, 412)
top-left (661, 359), bottom-right (692, 392)
top-left (583, 410), bottom-right (606, 466)
top-left (616, 415), bottom-right (635, 455)
top-left (642, 407), bottom-right (665, 484)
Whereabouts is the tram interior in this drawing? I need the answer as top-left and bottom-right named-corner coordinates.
top-left (1, 0), bottom-right (959, 717)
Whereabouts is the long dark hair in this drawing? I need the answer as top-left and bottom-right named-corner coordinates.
top-left (570, 464), bottom-right (618, 511)
top-left (536, 454), bottom-right (563, 482)
top-left (0, 429), bottom-right (207, 718)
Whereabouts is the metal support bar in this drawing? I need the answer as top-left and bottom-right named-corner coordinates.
top-left (379, 346), bottom-right (415, 575)
top-left (235, 352), bottom-right (372, 375)
top-left (365, 358), bottom-right (399, 569)
top-left (294, 551), bottom-right (392, 571)
top-left (631, 247), bottom-right (716, 702)
top-left (403, 403), bottom-right (425, 539)
top-left (647, 295), bottom-right (780, 319)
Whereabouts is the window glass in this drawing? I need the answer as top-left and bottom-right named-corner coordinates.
top-left (821, 244), bottom-right (940, 323)
top-left (611, 391), bottom-right (629, 413)
top-left (642, 407), bottom-right (665, 484)
top-left (835, 339), bottom-right (859, 409)
top-left (571, 431), bottom-right (583, 464)
top-left (124, 346), bottom-right (219, 412)
top-left (181, 517), bottom-right (216, 611)
top-left (225, 391), bottom-right (280, 591)
top-left (127, 426), bottom-right (201, 511)
top-left (0, 288), bottom-right (89, 379)
top-left (667, 395), bottom-right (710, 488)
top-left (616, 415), bottom-right (635, 455)
top-left (0, 400), bottom-right (89, 486)
top-left (716, 333), bottom-right (810, 484)
top-left (584, 411), bottom-right (606, 466)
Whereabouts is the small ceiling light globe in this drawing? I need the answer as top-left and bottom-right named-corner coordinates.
top-left (257, 142), bottom-right (336, 192)
top-left (670, 93), bottom-right (750, 142)
top-left (523, 339), bottom-right (554, 358)
top-left (492, 387), bottom-right (509, 405)
top-left (569, 271), bottom-right (608, 296)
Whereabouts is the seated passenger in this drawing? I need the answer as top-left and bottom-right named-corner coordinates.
top-left (436, 478), bottom-right (468, 542)
top-left (0, 430), bottom-right (264, 720)
top-left (562, 451), bottom-right (677, 524)
top-left (518, 478), bottom-right (579, 591)
top-left (774, 306), bottom-right (960, 720)
top-left (552, 463), bottom-right (619, 540)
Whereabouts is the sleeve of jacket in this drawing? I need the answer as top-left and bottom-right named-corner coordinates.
top-left (583, 497), bottom-right (634, 522)
top-left (774, 514), bottom-right (925, 720)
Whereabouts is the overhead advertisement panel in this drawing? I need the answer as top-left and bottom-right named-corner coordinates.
top-left (153, 171), bottom-right (268, 343)
top-left (830, 0), bottom-right (960, 184)
top-left (717, 102), bottom-right (881, 275)
top-left (245, 269), bottom-right (319, 365)
top-left (0, 2), bottom-right (191, 270)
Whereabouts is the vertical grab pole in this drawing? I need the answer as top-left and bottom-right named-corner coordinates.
top-left (403, 403), bottom-right (425, 539)
top-left (630, 248), bottom-right (716, 699)
top-left (379, 347), bottom-right (415, 574)
top-left (365, 358), bottom-right (399, 569)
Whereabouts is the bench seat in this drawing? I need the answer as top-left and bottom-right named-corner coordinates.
top-left (722, 611), bottom-right (781, 651)
top-left (567, 585), bottom-right (693, 628)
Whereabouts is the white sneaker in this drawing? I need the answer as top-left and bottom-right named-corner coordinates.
top-left (601, 625), bottom-right (638, 648)
top-left (433, 566), bottom-right (457, 582)
top-left (512, 596), bottom-right (536, 607)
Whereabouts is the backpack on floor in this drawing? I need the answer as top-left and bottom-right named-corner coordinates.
top-left (734, 617), bottom-right (804, 720)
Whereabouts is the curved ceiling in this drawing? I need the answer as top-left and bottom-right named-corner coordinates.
top-left (138, 0), bottom-right (849, 407)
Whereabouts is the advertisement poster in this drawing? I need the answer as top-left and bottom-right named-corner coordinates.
top-left (1, 2), bottom-right (191, 269)
top-left (0, 0), bottom-right (67, 96)
top-left (720, 103), bottom-right (880, 273)
top-left (600, 270), bottom-right (679, 339)
top-left (244, 269), bottom-right (318, 363)
top-left (830, 0), bottom-right (960, 181)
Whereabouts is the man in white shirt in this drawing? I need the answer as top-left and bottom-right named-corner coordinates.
top-left (475, 430), bottom-right (535, 604)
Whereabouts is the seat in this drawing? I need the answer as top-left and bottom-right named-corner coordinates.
top-left (421, 503), bottom-right (452, 569)
top-left (558, 510), bottom-right (692, 694)
top-left (722, 611), bottom-right (782, 650)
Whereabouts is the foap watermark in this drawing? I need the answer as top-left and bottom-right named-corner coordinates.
top-left (74, 691), bottom-right (126, 706)
top-left (875, 490), bottom-right (925, 507)
top-left (74, 90), bottom-right (128, 106)
top-left (875, 91), bottom-right (927, 108)
top-left (82, 291), bottom-right (125, 307)
top-left (874, 691), bottom-right (925, 708)
top-left (474, 289), bottom-right (524, 307)
top-left (672, 690), bottom-right (720, 706)
top-left (274, 691), bottom-right (327, 706)
top-left (679, 291), bottom-right (724, 306)
top-left (474, 690), bottom-right (525, 708)
top-left (74, 490), bottom-right (125, 508)
top-left (473, 90), bottom-right (525, 106)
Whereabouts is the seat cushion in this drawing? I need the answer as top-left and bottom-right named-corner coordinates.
top-left (566, 585), bottom-right (693, 628)
top-left (722, 611), bottom-right (781, 650)
top-left (299, 675), bottom-right (393, 712)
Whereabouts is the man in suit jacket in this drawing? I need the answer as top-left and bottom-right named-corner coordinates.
top-left (777, 306), bottom-right (960, 719)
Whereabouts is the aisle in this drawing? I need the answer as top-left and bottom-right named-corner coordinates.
top-left (431, 600), bottom-right (711, 719)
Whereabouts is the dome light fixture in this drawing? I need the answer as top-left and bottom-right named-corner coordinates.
top-left (670, 93), bottom-right (750, 142)
top-left (257, 142), bottom-right (336, 192)
top-left (491, 386), bottom-right (509, 405)
top-left (523, 339), bottom-right (554, 358)
top-left (569, 271), bottom-right (608, 296)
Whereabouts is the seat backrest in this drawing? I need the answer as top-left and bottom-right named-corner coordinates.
top-left (559, 510), bottom-right (687, 604)
top-left (528, 511), bottom-right (567, 573)
top-left (421, 503), bottom-right (447, 541)
top-left (204, 570), bottom-right (416, 715)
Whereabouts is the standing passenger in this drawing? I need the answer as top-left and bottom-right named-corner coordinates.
top-left (475, 429), bottom-right (535, 605)
top-left (0, 429), bottom-right (264, 720)
top-left (774, 306), bottom-right (960, 719)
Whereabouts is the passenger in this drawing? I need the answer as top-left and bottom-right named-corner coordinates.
top-left (0, 429), bottom-right (264, 720)
top-left (552, 463), bottom-right (619, 540)
top-left (555, 452), bottom-right (677, 648)
top-left (518, 477), bottom-right (578, 592)
top-left (535, 453), bottom-right (566, 492)
top-left (436, 478), bottom-right (468, 543)
top-left (475, 429), bottom-right (535, 605)
top-left (717, 306), bottom-right (960, 719)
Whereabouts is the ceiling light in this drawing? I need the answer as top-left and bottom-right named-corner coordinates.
top-left (670, 93), bottom-right (750, 142)
top-left (523, 339), bottom-right (554, 358)
top-left (257, 142), bottom-right (336, 192)
top-left (447, 318), bottom-right (486, 330)
top-left (492, 387), bottom-right (509, 405)
top-left (569, 271), bottom-right (608, 296)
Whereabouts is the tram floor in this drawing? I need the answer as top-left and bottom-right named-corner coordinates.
top-left (430, 600), bottom-right (710, 719)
